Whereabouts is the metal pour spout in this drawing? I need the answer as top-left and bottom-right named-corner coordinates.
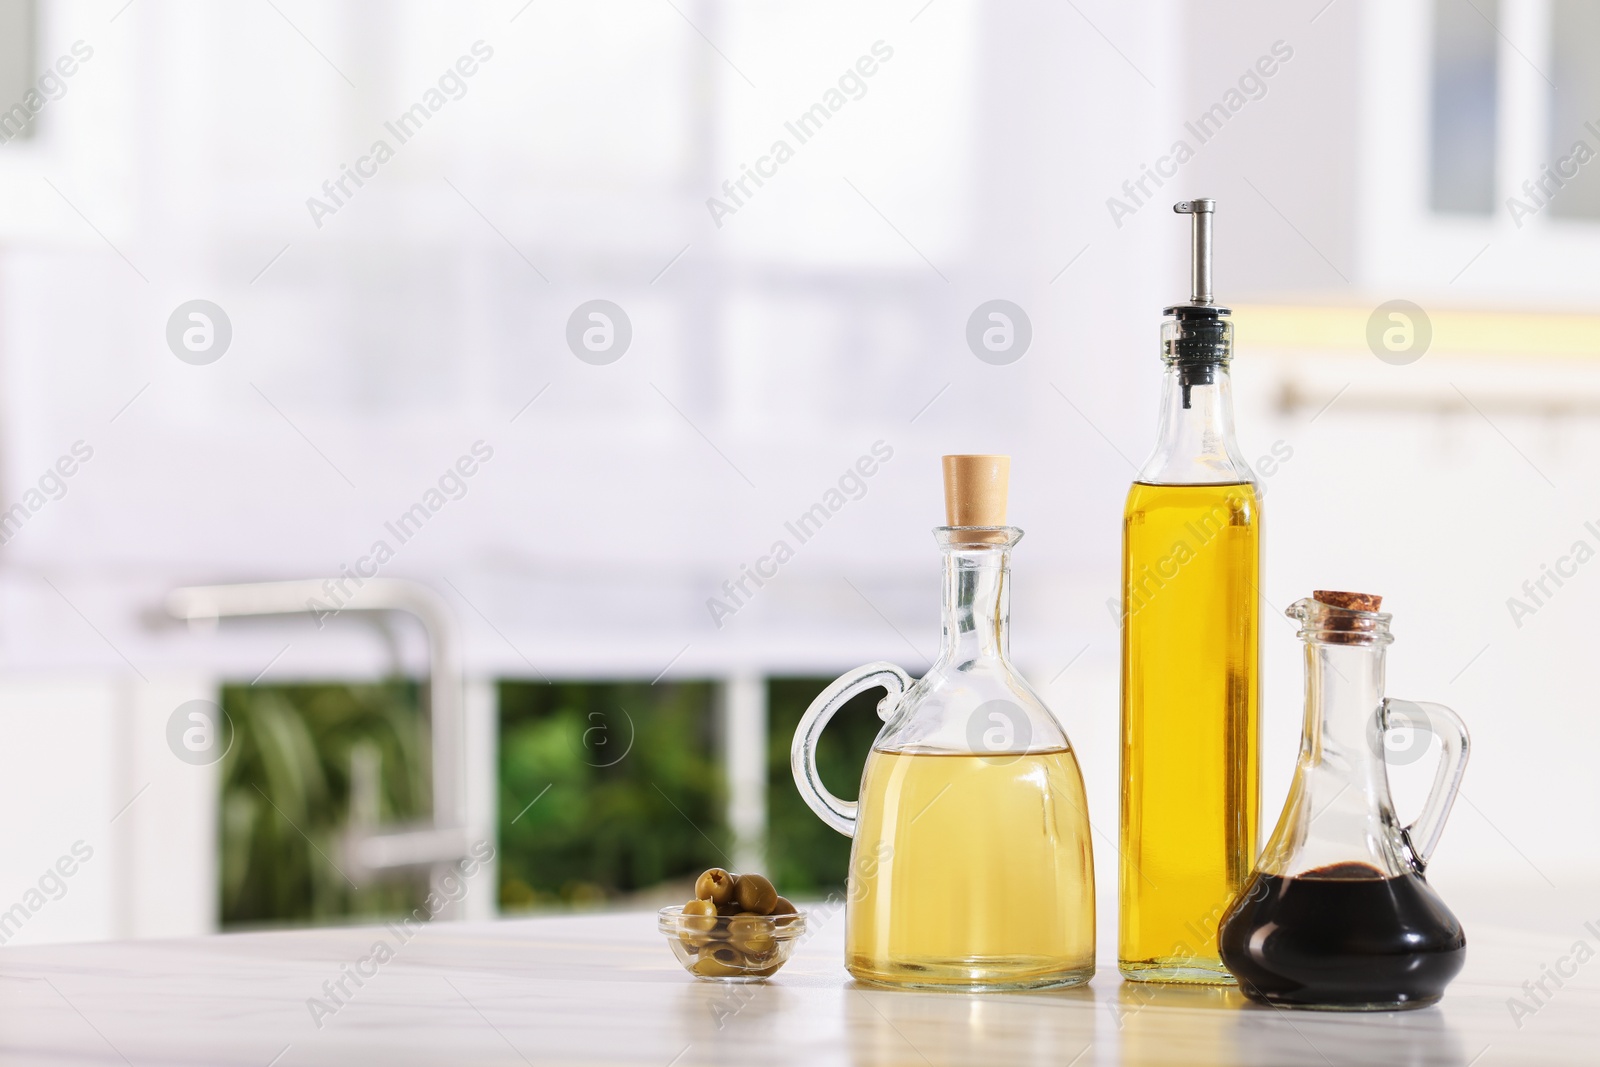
top-left (1174, 199), bottom-right (1215, 306)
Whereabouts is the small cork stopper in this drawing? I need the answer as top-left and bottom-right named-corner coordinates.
top-left (942, 455), bottom-right (1009, 527)
top-left (1311, 590), bottom-right (1384, 644)
top-left (1314, 590), bottom-right (1382, 612)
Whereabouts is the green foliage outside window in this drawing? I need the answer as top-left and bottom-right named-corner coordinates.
top-left (763, 678), bottom-right (884, 898)
top-left (497, 680), bottom-right (727, 909)
top-left (494, 678), bottom-right (884, 909)
top-left (219, 682), bottom-right (429, 928)
top-left (218, 676), bottom-right (889, 925)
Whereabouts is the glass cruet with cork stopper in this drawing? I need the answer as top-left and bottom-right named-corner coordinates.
top-left (1218, 591), bottom-right (1470, 1010)
top-left (789, 455), bottom-right (1095, 991)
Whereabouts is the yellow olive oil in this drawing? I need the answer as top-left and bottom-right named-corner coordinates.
top-left (846, 749), bottom-right (1095, 989)
top-left (1120, 481), bottom-right (1260, 982)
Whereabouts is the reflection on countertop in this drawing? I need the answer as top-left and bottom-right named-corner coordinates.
top-left (0, 907), bottom-right (1591, 1065)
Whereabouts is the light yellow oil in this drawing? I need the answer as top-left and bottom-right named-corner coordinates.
top-left (846, 749), bottom-right (1095, 990)
top-left (1120, 481), bottom-right (1259, 983)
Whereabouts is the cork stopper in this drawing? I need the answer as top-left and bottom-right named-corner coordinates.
top-left (1310, 590), bottom-right (1386, 644)
top-left (1314, 590), bottom-right (1382, 612)
top-left (942, 455), bottom-right (1009, 533)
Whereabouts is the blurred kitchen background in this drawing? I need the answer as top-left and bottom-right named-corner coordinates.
top-left (0, 0), bottom-right (1594, 947)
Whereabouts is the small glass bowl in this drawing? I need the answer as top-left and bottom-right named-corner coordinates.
top-left (658, 905), bottom-right (807, 982)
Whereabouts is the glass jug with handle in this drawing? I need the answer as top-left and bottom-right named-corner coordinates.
top-left (1219, 590), bottom-right (1470, 1009)
top-left (790, 455), bottom-right (1095, 991)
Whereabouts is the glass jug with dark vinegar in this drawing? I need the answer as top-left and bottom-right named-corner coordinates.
top-left (1219, 591), bottom-right (1469, 1010)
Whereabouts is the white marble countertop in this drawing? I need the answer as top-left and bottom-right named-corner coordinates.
top-left (0, 905), bottom-right (1593, 1066)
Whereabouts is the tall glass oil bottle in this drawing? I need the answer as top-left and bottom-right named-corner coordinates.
top-left (1119, 199), bottom-right (1260, 983)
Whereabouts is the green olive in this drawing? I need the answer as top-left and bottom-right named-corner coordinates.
top-left (708, 944), bottom-right (743, 966)
top-left (695, 868), bottom-right (737, 905)
top-left (690, 943), bottom-right (748, 977)
top-left (715, 901), bottom-right (742, 917)
top-left (770, 896), bottom-right (798, 925)
top-left (692, 954), bottom-right (743, 978)
top-left (681, 898), bottom-right (717, 936)
top-left (735, 873), bottom-right (778, 915)
top-left (727, 915), bottom-right (776, 957)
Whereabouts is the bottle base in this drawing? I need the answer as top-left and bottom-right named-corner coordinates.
top-left (1219, 870), bottom-right (1465, 1013)
top-left (848, 957), bottom-right (1095, 992)
top-left (1118, 959), bottom-right (1236, 986)
top-left (1241, 990), bottom-right (1442, 1012)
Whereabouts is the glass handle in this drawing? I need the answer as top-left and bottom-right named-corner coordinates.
top-left (789, 662), bottom-right (912, 838)
top-left (1381, 698), bottom-right (1471, 871)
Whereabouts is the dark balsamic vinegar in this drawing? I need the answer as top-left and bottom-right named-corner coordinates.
top-left (1218, 863), bottom-right (1466, 1010)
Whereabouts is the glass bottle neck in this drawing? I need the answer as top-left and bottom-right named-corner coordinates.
top-left (1137, 363), bottom-right (1252, 484)
top-left (1302, 639), bottom-right (1387, 769)
top-left (1265, 627), bottom-right (1406, 878)
top-left (1256, 597), bottom-right (1410, 879)
top-left (937, 540), bottom-right (1012, 667)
